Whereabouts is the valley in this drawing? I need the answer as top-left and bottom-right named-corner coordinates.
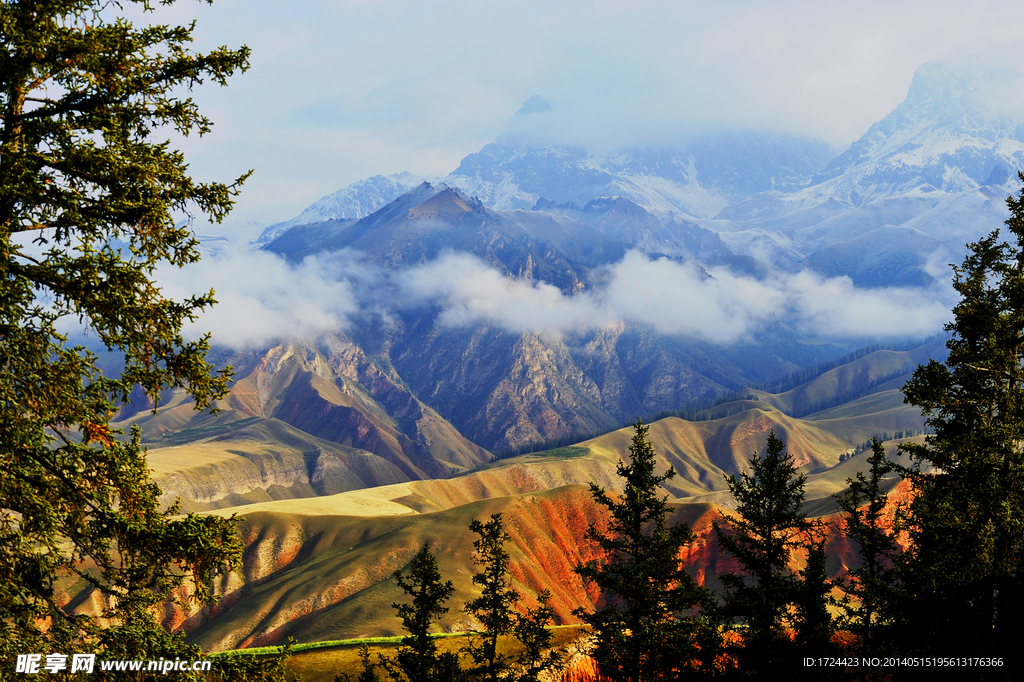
top-left (99, 56), bottom-right (1021, 668)
top-left (112, 341), bottom-right (932, 651)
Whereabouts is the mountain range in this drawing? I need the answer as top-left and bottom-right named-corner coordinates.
top-left (79, 59), bottom-right (1024, 661)
top-left (111, 339), bottom-right (934, 651)
top-left (259, 60), bottom-right (1023, 292)
top-left (135, 58), bottom-right (1023, 491)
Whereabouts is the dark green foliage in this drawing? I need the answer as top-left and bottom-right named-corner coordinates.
top-left (0, 0), bottom-right (270, 675)
top-left (381, 545), bottom-right (464, 682)
top-left (848, 430), bottom-right (929, 458)
top-left (793, 541), bottom-right (834, 651)
top-left (897, 175), bottom-right (1024, 657)
top-left (715, 430), bottom-right (821, 673)
top-left (575, 418), bottom-right (719, 682)
top-left (336, 644), bottom-right (381, 682)
top-left (465, 513), bottom-right (563, 682)
top-left (834, 438), bottom-right (900, 659)
top-left (465, 513), bottom-right (518, 682)
top-left (510, 590), bottom-right (562, 682)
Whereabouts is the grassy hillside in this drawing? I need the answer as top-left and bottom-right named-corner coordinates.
top-left (747, 338), bottom-right (944, 417)
top-left (175, 421), bottom-right (921, 651)
top-left (184, 486), bottom-right (608, 651)
top-left (111, 337), bottom-right (943, 653)
top-left (220, 627), bottom-right (588, 682)
top-left (140, 416), bottom-right (410, 512)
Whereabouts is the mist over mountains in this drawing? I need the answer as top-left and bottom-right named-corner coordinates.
top-left (152, 59), bottom-right (1023, 457)
top-left (94, 59), bottom-right (1024, 656)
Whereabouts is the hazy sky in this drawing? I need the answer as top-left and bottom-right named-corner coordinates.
top-left (136, 0), bottom-right (1024, 224)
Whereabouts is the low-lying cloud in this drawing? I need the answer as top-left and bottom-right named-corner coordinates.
top-left (400, 251), bottom-right (953, 343)
top-left (158, 245), bottom-right (369, 349)
top-left (162, 246), bottom-right (953, 350)
top-left (400, 253), bottom-right (611, 332)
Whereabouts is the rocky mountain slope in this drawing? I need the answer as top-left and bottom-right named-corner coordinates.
top-left (250, 180), bottom-right (849, 452)
top-left (160, 366), bottom-right (925, 649)
top-left (77, 345), bottom-right (933, 653)
top-left (122, 333), bottom-right (493, 510)
top-left (702, 62), bottom-right (1024, 285)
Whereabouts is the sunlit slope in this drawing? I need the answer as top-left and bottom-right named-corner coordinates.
top-left (120, 334), bottom-right (492, 508)
top-left (749, 339), bottom-right (945, 417)
top-left (202, 445), bottom-right (631, 519)
top-left (227, 340), bottom-right (492, 477)
top-left (185, 484), bottom-right (725, 652)
top-left (580, 406), bottom-right (862, 479)
top-left (201, 405), bottom-right (851, 518)
top-left (184, 486), bottom-right (609, 651)
top-left (143, 416), bottom-right (409, 513)
top-left (177, 426), bottom-right (923, 650)
top-left (801, 435), bottom-right (922, 516)
top-left (802, 389), bottom-right (926, 442)
top-left (169, 383), bottom-right (925, 517)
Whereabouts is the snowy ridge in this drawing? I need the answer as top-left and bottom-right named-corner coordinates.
top-left (255, 172), bottom-right (430, 244)
top-left (261, 62), bottom-right (1024, 289)
top-left (810, 61), bottom-right (1024, 204)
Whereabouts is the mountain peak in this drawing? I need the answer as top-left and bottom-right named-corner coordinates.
top-left (515, 95), bottom-right (551, 116)
top-left (583, 195), bottom-right (649, 217)
top-left (904, 60), bottom-right (1024, 113)
top-left (809, 59), bottom-right (1024, 200)
top-left (905, 61), bottom-right (981, 105)
top-left (406, 186), bottom-right (482, 220)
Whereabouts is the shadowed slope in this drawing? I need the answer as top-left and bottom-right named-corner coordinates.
top-left (145, 417), bottom-right (409, 512)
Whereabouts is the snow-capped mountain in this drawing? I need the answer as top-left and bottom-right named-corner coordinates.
top-left (260, 108), bottom-right (835, 238)
top-left (695, 61), bottom-right (1024, 282)
top-left (255, 172), bottom-right (430, 244)
top-left (810, 61), bottom-right (1024, 204)
top-left (259, 60), bottom-right (1024, 289)
top-left (443, 131), bottom-right (832, 218)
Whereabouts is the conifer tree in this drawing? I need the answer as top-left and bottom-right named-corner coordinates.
top-left (793, 541), bottom-right (834, 652)
top-left (898, 175), bottom-right (1024, 657)
top-left (336, 645), bottom-right (382, 682)
top-left (465, 513), bottom-right (518, 682)
top-left (714, 430), bottom-right (819, 673)
top-left (834, 438), bottom-right (900, 660)
top-left (0, 1), bottom-right (282, 675)
top-left (510, 590), bottom-right (562, 682)
top-left (465, 513), bottom-right (563, 682)
top-left (575, 418), bottom-right (718, 682)
top-left (382, 544), bottom-right (464, 682)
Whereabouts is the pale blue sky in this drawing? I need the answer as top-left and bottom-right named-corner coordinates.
top-left (131, 0), bottom-right (1024, 224)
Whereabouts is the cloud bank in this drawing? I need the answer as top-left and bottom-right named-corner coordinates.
top-left (401, 251), bottom-right (953, 343)
top-left (157, 246), bottom-right (369, 349)
top-left (160, 246), bottom-right (952, 350)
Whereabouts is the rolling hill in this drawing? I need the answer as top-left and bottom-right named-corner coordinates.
top-left (123, 343), bottom-right (932, 650)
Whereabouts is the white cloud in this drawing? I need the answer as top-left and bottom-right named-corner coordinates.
top-left (157, 246), bottom-right (368, 349)
top-left (603, 253), bottom-right (787, 343)
top-left (397, 250), bottom-right (953, 343)
top-left (400, 253), bottom-right (610, 333)
top-left (152, 242), bottom-right (953, 351)
top-left (784, 270), bottom-right (952, 338)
